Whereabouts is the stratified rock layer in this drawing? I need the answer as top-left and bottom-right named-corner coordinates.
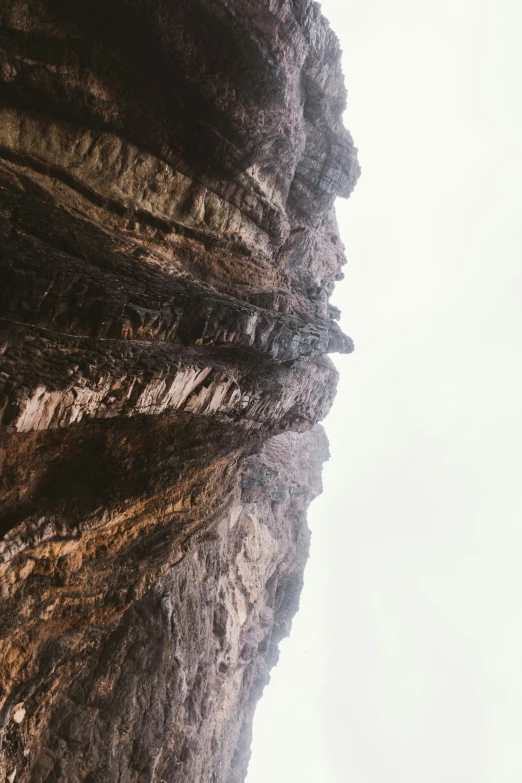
top-left (0, 1), bottom-right (359, 780)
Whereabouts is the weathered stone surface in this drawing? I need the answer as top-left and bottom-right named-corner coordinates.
top-left (0, 426), bottom-right (328, 783)
top-left (0, 0), bottom-right (359, 780)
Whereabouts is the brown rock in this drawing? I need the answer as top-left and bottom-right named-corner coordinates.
top-left (0, 1), bottom-right (359, 780)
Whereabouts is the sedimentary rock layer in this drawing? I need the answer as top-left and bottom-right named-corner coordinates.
top-left (0, 0), bottom-right (359, 780)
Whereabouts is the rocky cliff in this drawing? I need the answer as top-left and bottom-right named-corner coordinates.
top-left (0, 1), bottom-right (359, 781)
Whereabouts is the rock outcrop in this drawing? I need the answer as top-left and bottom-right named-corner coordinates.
top-left (0, 1), bottom-right (359, 781)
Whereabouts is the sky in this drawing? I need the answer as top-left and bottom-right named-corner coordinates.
top-left (246, 1), bottom-right (522, 782)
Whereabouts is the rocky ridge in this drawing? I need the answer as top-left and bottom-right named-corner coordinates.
top-left (0, 1), bottom-right (359, 781)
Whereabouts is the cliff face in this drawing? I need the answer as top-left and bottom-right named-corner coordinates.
top-left (0, 1), bottom-right (359, 781)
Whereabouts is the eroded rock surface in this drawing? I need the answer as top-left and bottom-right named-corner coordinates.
top-left (0, 1), bottom-right (359, 780)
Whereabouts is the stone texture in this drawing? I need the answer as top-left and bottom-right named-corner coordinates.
top-left (0, 427), bottom-right (329, 783)
top-left (0, 1), bottom-right (359, 780)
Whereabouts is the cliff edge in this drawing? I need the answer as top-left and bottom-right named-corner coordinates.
top-left (0, 1), bottom-right (359, 780)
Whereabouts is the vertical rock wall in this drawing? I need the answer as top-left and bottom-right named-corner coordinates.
top-left (0, 1), bottom-right (359, 780)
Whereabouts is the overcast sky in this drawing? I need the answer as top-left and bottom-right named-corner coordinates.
top-left (246, 1), bottom-right (522, 781)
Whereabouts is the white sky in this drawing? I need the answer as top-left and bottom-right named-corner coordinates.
top-left (246, 1), bottom-right (522, 781)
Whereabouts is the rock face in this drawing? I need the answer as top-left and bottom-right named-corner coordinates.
top-left (0, 1), bottom-right (359, 781)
